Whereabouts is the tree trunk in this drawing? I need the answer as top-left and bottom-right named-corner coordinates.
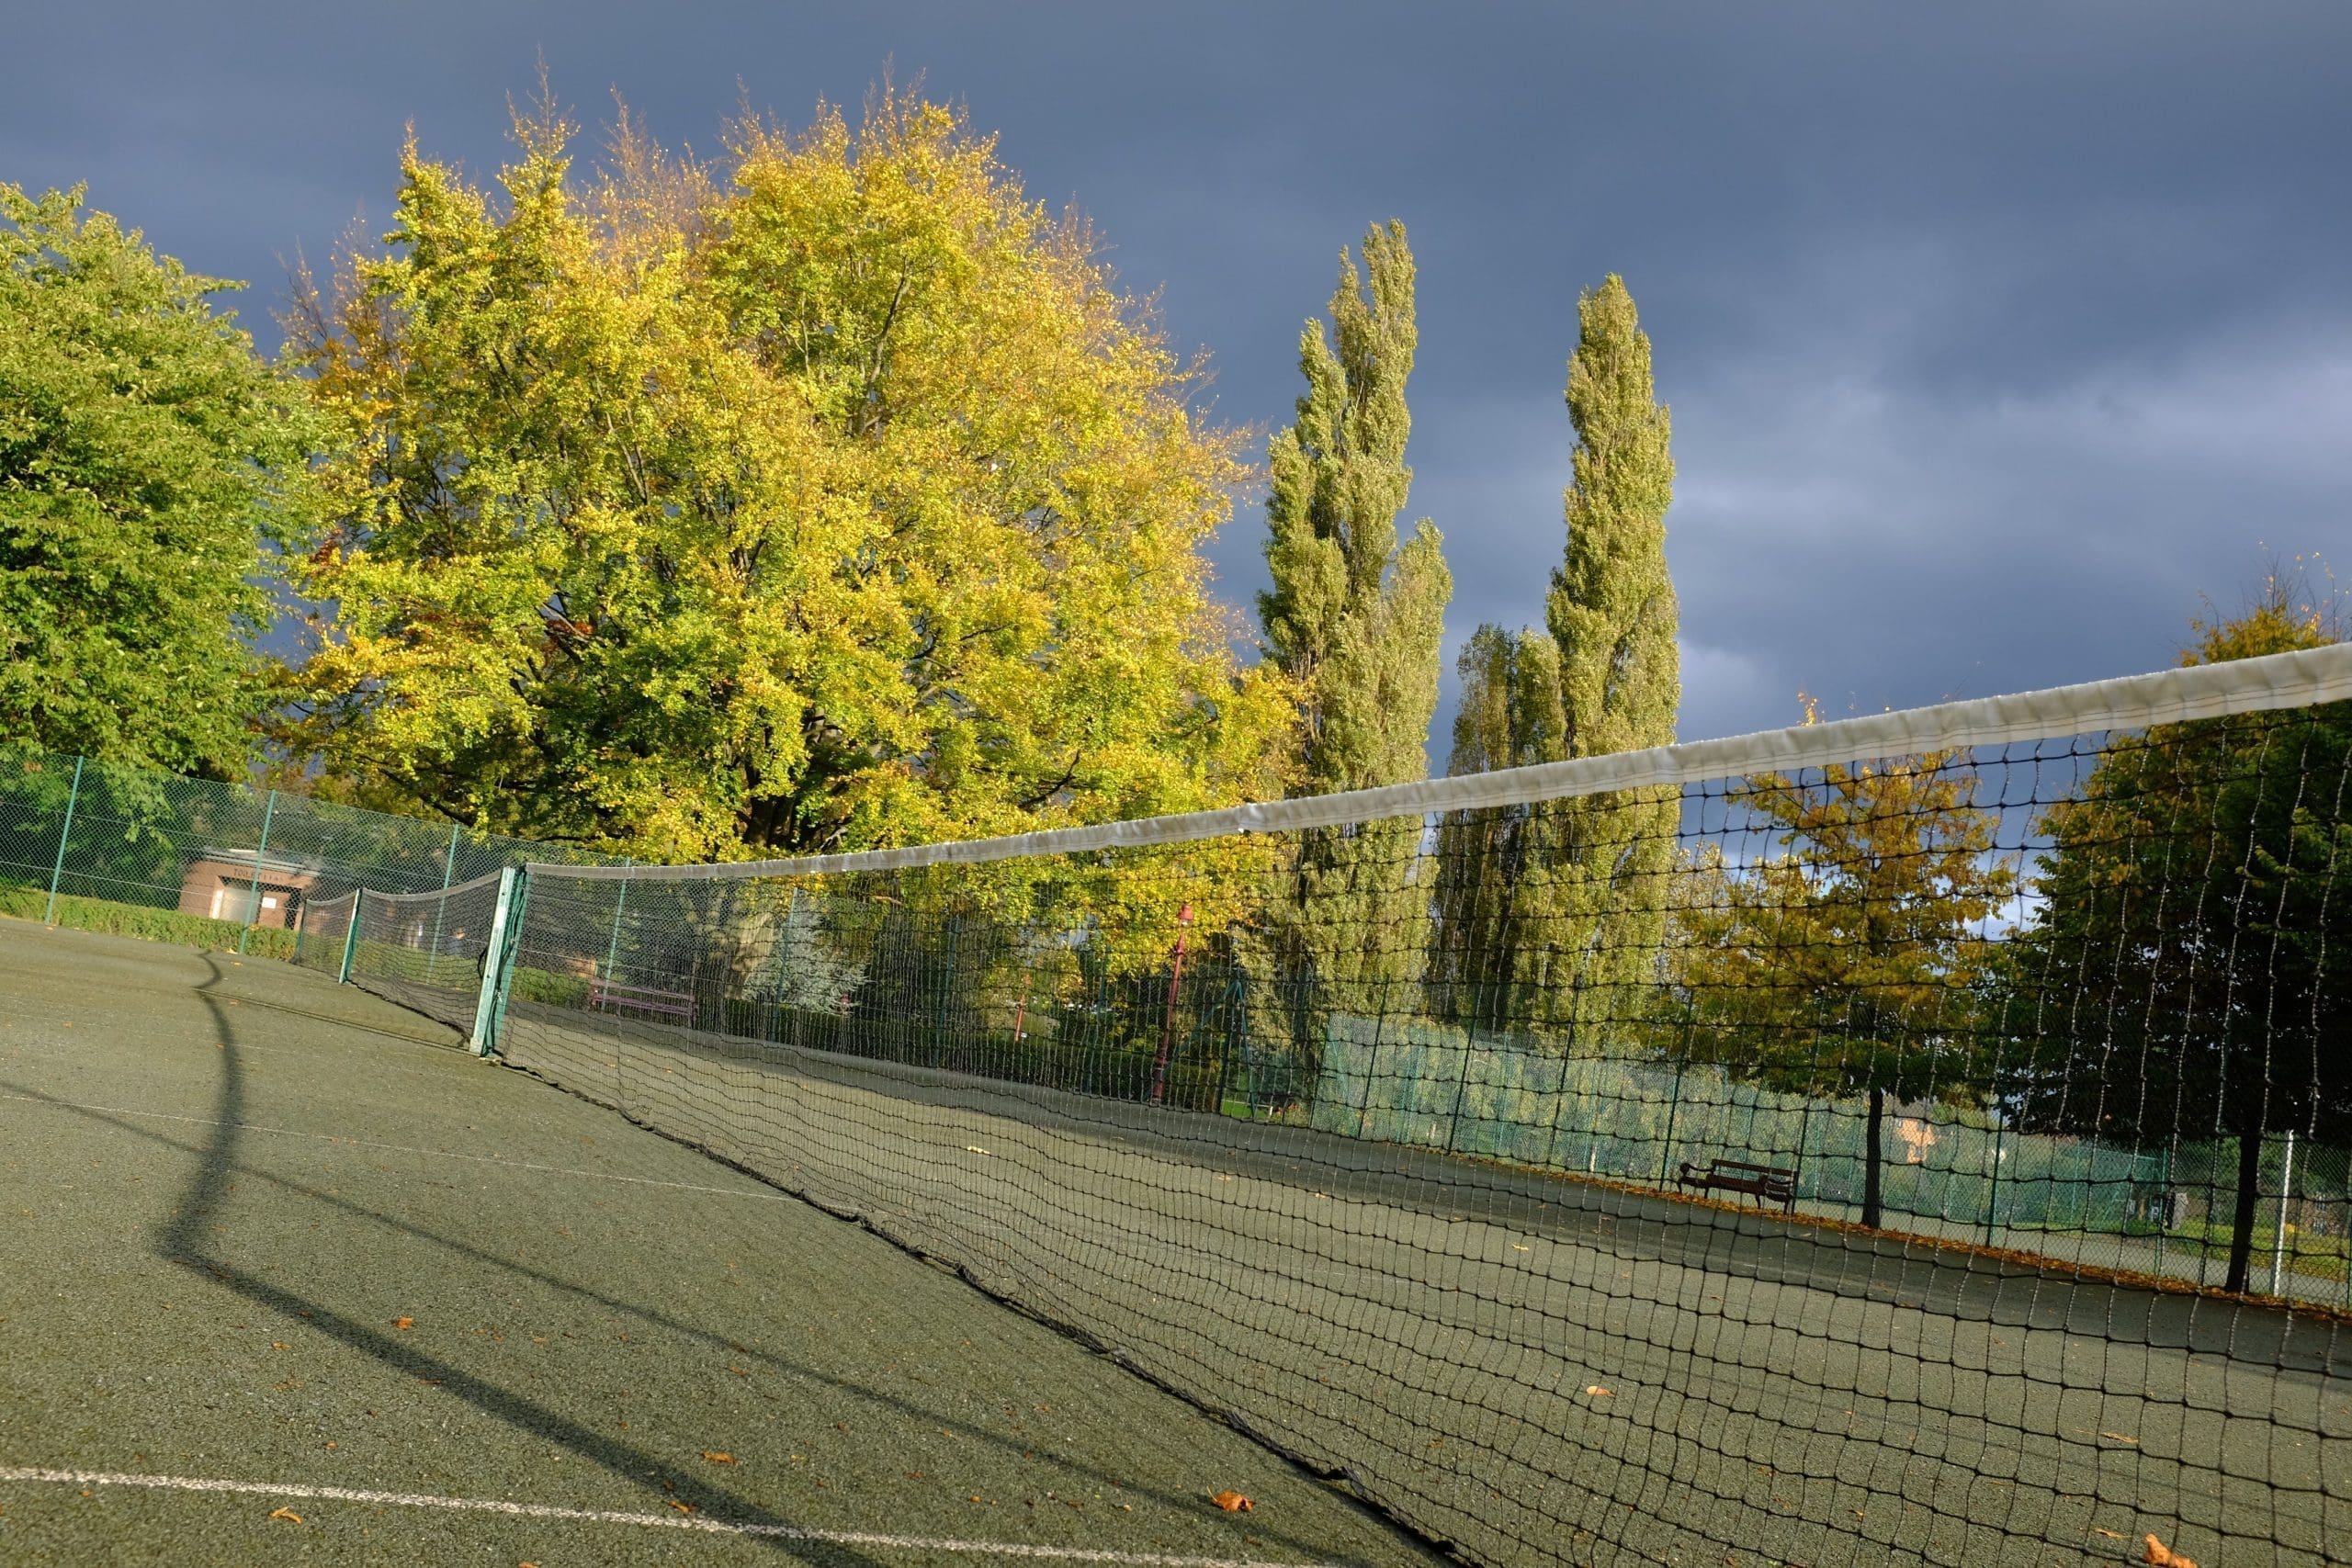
top-left (2224, 1123), bottom-right (2264, 1294)
top-left (1861, 1085), bottom-right (1886, 1229)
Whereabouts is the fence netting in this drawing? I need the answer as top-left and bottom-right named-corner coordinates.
top-left (448, 647), bottom-right (2352, 1567)
top-left (0, 745), bottom-right (618, 957)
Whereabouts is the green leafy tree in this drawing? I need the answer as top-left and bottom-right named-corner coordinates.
top-left (1425, 624), bottom-right (1564, 1029)
top-left (1485, 276), bottom-right (1679, 1039)
top-left (1678, 722), bottom-right (2013, 1227)
top-left (0, 184), bottom-right (316, 774)
top-left (1253, 220), bottom-right (1452, 1019)
top-left (287, 91), bottom-right (1291, 873)
top-left (2001, 590), bottom-right (2352, 1292)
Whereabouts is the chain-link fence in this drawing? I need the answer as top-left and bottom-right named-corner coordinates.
top-left (0, 748), bottom-right (618, 962)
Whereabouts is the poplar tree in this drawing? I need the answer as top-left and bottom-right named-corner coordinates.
top-left (1254, 220), bottom-right (1452, 1021)
top-left (1518, 275), bottom-right (1680, 1036)
top-left (1426, 625), bottom-right (1563, 1029)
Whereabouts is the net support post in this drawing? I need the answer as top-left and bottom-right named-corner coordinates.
top-left (337, 893), bottom-right (363, 985)
top-left (469, 867), bottom-right (526, 1058)
top-left (42, 755), bottom-right (85, 925)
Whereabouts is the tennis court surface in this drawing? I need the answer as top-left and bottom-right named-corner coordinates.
top-left (0, 921), bottom-right (1441, 1566)
top-left (9, 647), bottom-right (2352, 1566)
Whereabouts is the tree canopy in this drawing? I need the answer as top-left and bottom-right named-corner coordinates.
top-left (2000, 591), bottom-right (2352, 1288)
top-left (1675, 716), bottom-right (2014, 1224)
top-left (286, 92), bottom-right (1292, 861)
top-left (0, 183), bottom-right (316, 775)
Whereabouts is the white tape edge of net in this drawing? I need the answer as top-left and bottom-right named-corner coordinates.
top-left (531, 641), bottom-right (2352, 885)
top-left (359, 868), bottom-right (508, 908)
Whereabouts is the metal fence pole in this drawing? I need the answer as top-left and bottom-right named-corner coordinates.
top-left (424, 822), bottom-right (462, 986)
top-left (42, 756), bottom-right (85, 925)
top-left (237, 788), bottom-right (278, 956)
top-left (601, 858), bottom-right (634, 984)
top-left (1984, 1116), bottom-right (2006, 1247)
top-left (338, 892), bottom-right (364, 985)
top-left (2271, 1129), bottom-right (2297, 1296)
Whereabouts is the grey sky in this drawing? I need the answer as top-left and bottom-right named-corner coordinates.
top-left (8, 1), bottom-right (2346, 761)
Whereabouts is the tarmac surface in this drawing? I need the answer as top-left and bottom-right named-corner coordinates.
top-left (0, 921), bottom-right (1441, 1566)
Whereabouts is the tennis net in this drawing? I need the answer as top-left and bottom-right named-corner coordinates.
top-left (358, 646), bottom-right (2352, 1566)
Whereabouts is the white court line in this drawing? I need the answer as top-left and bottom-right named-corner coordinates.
top-left (0, 1466), bottom-right (1333, 1566)
top-left (0, 1091), bottom-right (794, 1203)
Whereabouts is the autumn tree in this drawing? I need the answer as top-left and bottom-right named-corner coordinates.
top-left (287, 90), bottom-right (1291, 869)
top-left (1677, 718), bottom-right (2014, 1227)
top-left (2000, 588), bottom-right (2352, 1292)
top-left (1253, 220), bottom-right (1452, 1017)
top-left (0, 183), bottom-right (316, 774)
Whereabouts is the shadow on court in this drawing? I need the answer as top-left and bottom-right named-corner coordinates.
top-left (0, 924), bottom-right (1441, 1567)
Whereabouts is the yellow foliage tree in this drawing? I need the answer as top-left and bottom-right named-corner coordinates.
top-left (287, 88), bottom-right (1293, 886)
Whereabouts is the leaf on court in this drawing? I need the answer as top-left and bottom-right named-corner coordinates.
top-left (2143, 1535), bottom-right (2198, 1568)
top-left (2098, 1431), bottom-right (2140, 1445)
top-left (668, 1500), bottom-right (695, 1516)
top-left (268, 1506), bottom-right (303, 1523)
top-left (701, 1451), bottom-right (735, 1464)
top-left (2092, 1528), bottom-right (2125, 1539)
top-left (392, 1316), bottom-right (413, 1330)
top-left (1208, 1490), bottom-right (1253, 1512)
top-left (1584, 1385), bottom-right (1614, 1398)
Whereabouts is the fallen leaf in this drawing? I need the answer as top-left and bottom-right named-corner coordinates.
top-left (2099, 1431), bottom-right (2141, 1445)
top-left (702, 1451), bottom-right (735, 1464)
top-left (392, 1316), bottom-right (413, 1331)
top-left (669, 1500), bottom-right (695, 1516)
top-left (1209, 1490), bottom-right (1253, 1513)
top-left (1584, 1385), bottom-right (1614, 1398)
top-left (2093, 1528), bottom-right (2125, 1540)
top-left (2143, 1534), bottom-right (2198, 1568)
top-left (268, 1506), bottom-right (303, 1523)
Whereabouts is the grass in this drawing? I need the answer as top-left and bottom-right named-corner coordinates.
top-left (0, 885), bottom-right (298, 961)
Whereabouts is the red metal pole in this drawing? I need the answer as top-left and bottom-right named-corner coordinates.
top-left (1149, 904), bottom-right (1194, 1106)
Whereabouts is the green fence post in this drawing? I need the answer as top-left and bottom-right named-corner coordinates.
top-left (601, 858), bottom-right (634, 984)
top-left (337, 892), bottom-right (363, 984)
top-left (424, 821), bottom-right (462, 986)
top-left (1984, 1116), bottom-right (2006, 1247)
top-left (1657, 1056), bottom-right (1687, 1187)
top-left (238, 787), bottom-right (278, 956)
top-left (469, 868), bottom-right (527, 1057)
top-left (42, 755), bottom-right (85, 926)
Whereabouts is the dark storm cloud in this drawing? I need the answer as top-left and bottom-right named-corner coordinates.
top-left (10, 1), bottom-right (2346, 759)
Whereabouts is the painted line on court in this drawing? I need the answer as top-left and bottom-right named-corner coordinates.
top-left (0, 1091), bottom-right (794, 1203)
top-left (0, 1466), bottom-right (1331, 1566)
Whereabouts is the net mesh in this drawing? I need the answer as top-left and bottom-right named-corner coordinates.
top-left (327, 650), bottom-right (2352, 1563)
top-left (342, 874), bottom-right (509, 1032)
top-left (290, 888), bottom-right (356, 977)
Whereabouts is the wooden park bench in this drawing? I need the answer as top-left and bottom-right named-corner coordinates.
top-left (588, 976), bottom-right (693, 1021)
top-left (1676, 1158), bottom-right (1799, 1213)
